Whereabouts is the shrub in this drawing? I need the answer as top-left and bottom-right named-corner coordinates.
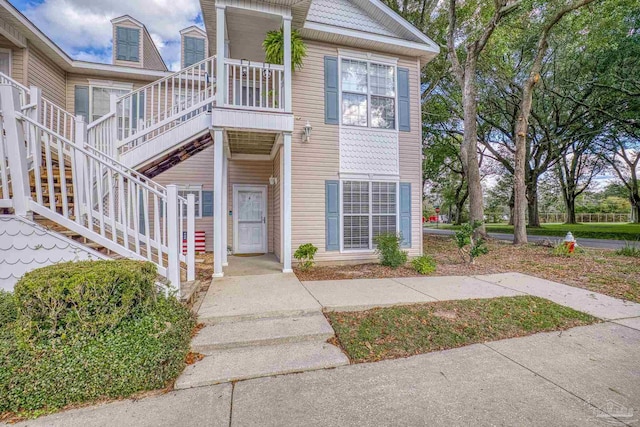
top-left (0, 290), bottom-right (16, 327)
top-left (14, 260), bottom-right (158, 344)
top-left (294, 243), bottom-right (318, 271)
top-left (374, 233), bottom-right (408, 269)
top-left (412, 255), bottom-right (437, 275)
top-left (615, 241), bottom-right (640, 258)
top-left (454, 221), bottom-right (488, 264)
top-left (0, 295), bottom-right (194, 414)
top-left (552, 240), bottom-right (584, 257)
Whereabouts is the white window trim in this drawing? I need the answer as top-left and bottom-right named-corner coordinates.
top-left (0, 48), bottom-right (12, 77)
top-left (338, 54), bottom-right (400, 131)
top-left (178, 184), bottom-right (203, 219)
top-left (339, 179), bottom-right (400, 253)
top-left (88, 80), bottom-right (133, 122)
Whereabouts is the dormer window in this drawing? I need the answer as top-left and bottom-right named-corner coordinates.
top-left (184, 36), bottom-right (205, 67)
top-left (116, 27), bottom-right (140, 62)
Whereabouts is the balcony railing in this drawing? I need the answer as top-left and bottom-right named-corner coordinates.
top-left (224, 58), bottom-right (284, 111)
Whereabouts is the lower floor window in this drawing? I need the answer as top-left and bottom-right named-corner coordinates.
top-left (178, 185), bottom-right (202, 218)
top-left (342, 181), bottom-right (397, 250)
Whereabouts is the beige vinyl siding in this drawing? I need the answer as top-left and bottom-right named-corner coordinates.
top-left (273, 147), bottom-right (281, 260)
top-left (227, 159), bottom-right (274, 254)
top-left (153, 146), bottom-right (215, 252)
top-left (113, 20), bottom-right (143, 69)
top-left (290, 41), bottom-right (340, 263)
top-left (0, 35), bottom-right (25, 84)
top-left (142, 31), bottom-right (167, 71)
top-left (398, 57), bottom-right (423, 258)
top-left (27, 43), bottom-right (66, 107)
top-left (290, 41), bottom-right (423, 264)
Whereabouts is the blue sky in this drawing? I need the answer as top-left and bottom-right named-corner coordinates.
top-left (10, 0), bottom-right (204, 70)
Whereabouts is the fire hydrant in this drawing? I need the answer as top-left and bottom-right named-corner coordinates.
top-left (564, 232), bottom-right (576, 254)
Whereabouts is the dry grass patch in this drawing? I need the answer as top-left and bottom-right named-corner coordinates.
top-left (425, 235), bottom-right (640, 303)
top-left (327, 296), bottom-right (598, 363)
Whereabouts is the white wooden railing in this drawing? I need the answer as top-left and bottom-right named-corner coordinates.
top-left (0, 72), bottom-right (29, 105)
top-left (0, 82), bottom-right (196, 287)
top-left (224, 58), bottom-right (284, 110)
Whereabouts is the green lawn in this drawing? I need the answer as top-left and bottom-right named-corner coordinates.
top-left (327, 296), bottom-right (597, 363)
top-left (432, 222), bottom-right (640, 241)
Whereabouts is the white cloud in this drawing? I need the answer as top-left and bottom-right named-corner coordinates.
top-left (21, 0), bottom-right (202, 69)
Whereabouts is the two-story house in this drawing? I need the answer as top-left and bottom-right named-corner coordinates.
top-left (0, 0), bottom-right (439, 291)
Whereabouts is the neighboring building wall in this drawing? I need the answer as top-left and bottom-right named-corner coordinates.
top-left (0, 216), bottom-right (107, 291)
top-left (0, 35), bottom-right (25, 84)
top-left (290, 40), bottom-right (423, 263)
top-left (27, 42), bottom-right (66, 107)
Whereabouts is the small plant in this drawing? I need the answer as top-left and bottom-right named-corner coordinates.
top-left (412, 255), bottom-right (437, 275)
top-left (263, 28), bottom-right (307, 71)
top-left (374, 233), bottom-right (408, 269)
top-left (615, 241), bottom-right (640, 258)
top-left (294, 243), bottom-right (318, 271)
top-left (454, 221), bottom-right (488, 264)
top-left (552, 240), bottom-right (584, 257)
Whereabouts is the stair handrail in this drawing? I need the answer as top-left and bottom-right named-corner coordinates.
top-left (115, 56), bottom-right (216, 143)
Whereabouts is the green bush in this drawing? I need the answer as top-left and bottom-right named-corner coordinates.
top-left (0, 290), bottom-right (17, 327)
top-left (14, 260), bottom-right (158, 344)
top-left (0, 295), bottom-right (194, 413)
top-left (411, 255), bottom-right (437, 275)
top-left (454, 221), bottom-right (489, 264)
top-left (294, 243), bottom-right (318, 271)
top-left (374, 233), bottom-right (408, 269)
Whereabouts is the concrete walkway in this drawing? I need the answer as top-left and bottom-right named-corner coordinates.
top-left (424, 227), bottom-right (630, 250)
top-left (13, 321), bottom-right (640, 426)
top-left (8, 273), bottom-right (640, 426)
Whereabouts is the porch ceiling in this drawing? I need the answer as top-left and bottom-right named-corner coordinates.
top-left (227, 131), bottom-right (277, 156)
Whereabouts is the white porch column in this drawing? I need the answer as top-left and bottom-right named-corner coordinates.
top-left (166, 184), bottom-right (181, 290)
top-left (73, 116), bottom-right (87, 223)
top-left (282, 131), bottom-right (292, 273)
top-left (0, 86), bottom-right (30, 216)
top-left (222, 153), bottom-right (228, 266)
top-left (213, 128), bottom-right (224, 278)
top-left (283, 16), bottom-right (292, 113)
top-left (215, 5), bottom-right (226, 107)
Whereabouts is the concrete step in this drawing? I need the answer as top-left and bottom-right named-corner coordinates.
top-left (175, 341), bottom-right (349, 389)
top-left (191, 314), bottom-right (335, 353)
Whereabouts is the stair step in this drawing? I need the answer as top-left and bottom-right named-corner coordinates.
top-left (174, 341), bottom-right (349, 389)
top-left (192, 314), bottom-right (335, 353)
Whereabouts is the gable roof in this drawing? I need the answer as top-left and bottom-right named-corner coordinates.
top-left (201, 0), bottom-right (439, 64)
top-left (111, 15), bottom-right (168, 71)
top-left (0, 1), bottom-right (170, 80)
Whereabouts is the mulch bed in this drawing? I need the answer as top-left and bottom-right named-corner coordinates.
top-left (294, 263), bottom-right (420, 281)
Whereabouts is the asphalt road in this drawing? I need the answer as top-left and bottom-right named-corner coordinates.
top-left (423, 227), bottom-right (630, 250)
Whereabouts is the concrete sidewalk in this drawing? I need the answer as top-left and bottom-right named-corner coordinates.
top-left (13, 322), bottom-right (640, 426)
top-left (8, 273), bottom-right (640, 426)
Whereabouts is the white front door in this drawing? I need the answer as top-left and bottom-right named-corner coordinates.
top-left (234, 185), bottom-right (267, 254)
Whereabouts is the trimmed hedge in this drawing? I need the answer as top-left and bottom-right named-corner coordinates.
top-left (0, 261), bottom-right (195, 415)
top-left (14, 260), bottom-right (158, 344)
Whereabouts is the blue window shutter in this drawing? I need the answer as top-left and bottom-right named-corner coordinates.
top-left (202, 191), bottom-right (214, 217)
top-left (400, 183), bottom-right (412, 248)
top-left (74, 86), bottom-right (89, 121)
top-left (398, 68), bottom-right (411, 132)
top-left (184, 36), bottom-right (205, 67)
top-left (325, 180), bottom-right (339, 251)
top-left (324, 56), bottom-right (339, 125)
top-left (116, 27), bottom-right (139, 62)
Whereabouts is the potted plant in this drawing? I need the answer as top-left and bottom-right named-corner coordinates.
top-left (263, 27), bottom-right (307, 71)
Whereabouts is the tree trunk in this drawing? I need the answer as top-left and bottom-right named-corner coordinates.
top-left (631, 192), bottom-right (640, 223)
top-left (461, 64), bottom-right (485, 235)
top-left (566, 199), bottom-right (577, 224)
top-left (526, 183), bottom-right (540, 227)
top-left (513, 111), bottom-right (529, 244)
top-left (508, 189), bottom-right (515, 225)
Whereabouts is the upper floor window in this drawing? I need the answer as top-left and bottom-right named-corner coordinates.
top-left (116, 27), bottom-right (140, 62)
top-left (341, 59), bottom-right (396, 129)
top-left (91, 86), bottom-right (130, 122)
top-left (0, 49), bottom-right (11, 76)
top-left (184, 36), bottom-right (205, 67)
